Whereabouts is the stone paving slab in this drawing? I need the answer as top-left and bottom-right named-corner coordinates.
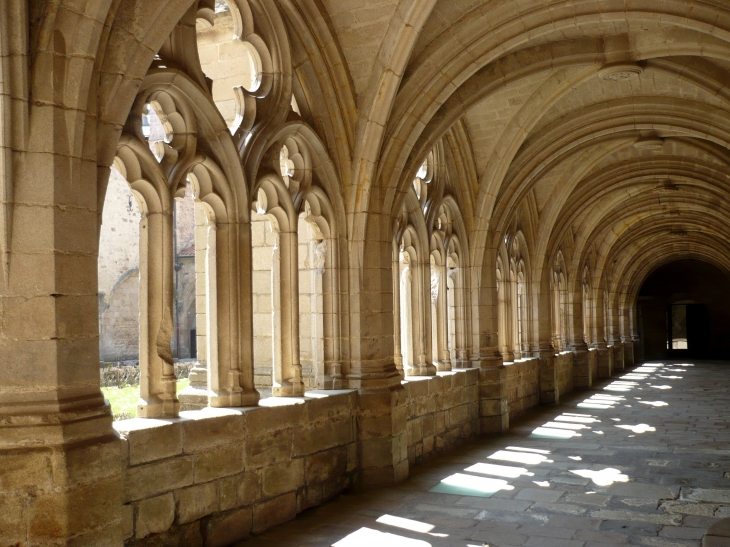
top-left (239, 361), bottom-right (730, 547)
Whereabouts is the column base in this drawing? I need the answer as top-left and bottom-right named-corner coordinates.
top-left (137, 395), bottom-right (180, 418)
top-left (0, 399), bottom-right (123, 546)
top-left (272, 381), bottom-right (305, 397)
top-left (406, 363), bottom-right (437, 377)
top-left (178, 385), bottom-right (208, 410)
top-left (434, 360), bottom-right (452, 372)
top-left (210, 388), bottom-right (260, 407)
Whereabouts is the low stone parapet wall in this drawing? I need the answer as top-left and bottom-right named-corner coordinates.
top-left (505, 358), bottom-right (539, 419)
top-left (113, 352), bottom-right (618, 545)
top-left (116, 390), bottom-right (358, 546)
top-left (403, 369), bottom-right (480, 466)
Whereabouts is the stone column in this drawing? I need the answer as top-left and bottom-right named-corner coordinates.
top-left (0, 48), bottom-right (123, 543)
top-left (607, 297), bottom-right (625, 372)
top-left (536, 344), bottom-right (558, 404)
top-left (392, 241), bottom-right (404, 377)
top-left (179, 204), bottom-right (214, 410)
top-left (593, 289), bottom-right (613, 378)
top-left (535, 279), bottom-right (558, 403)
top-left (433, 263), bottom-right (451, 371)
top-left (209, 220), bottom-right (259, 406)
top-left (272, 229), bottom-right (304, 397)
top-left (412, 253), bottom-right (436, 377)
top-left (569, 296), bottom-right (591, 389)
top-left (623, 337), bottom-right (635, 368)
top-left (452, 266), bottom-right (470, 368)
top-left (595, 345), bottom-right (612, 378)
top-left (478, 363), bottom-right (510, 433)
top-left (136, 202), bottom-right (179, 418)
top-left (349, 209), bottom-right (408, 488)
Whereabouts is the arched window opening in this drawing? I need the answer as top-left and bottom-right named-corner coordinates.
top-left (399, 248), bottom-right (415, 374)
top-left (172, 183), bottom-right (197, 362)
top-left (99, 165), bottom-right (142, 420)
top-left (582, 274), bottom-right (591, 346)
top-left (516, 270), bottom-right (526, 356)
top-left (250, 182), bottom-right (305, 398)
top-left (298, 210), bottom-right (325, 391)
top-left (447, 256), bottom-right (459, 365)
top-left (98, 159), bottom-right (180, 420)
top-left (176, 171), bottom-right (221, 411)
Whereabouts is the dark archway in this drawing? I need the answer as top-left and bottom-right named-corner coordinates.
top-left (638, 260), bottom-right (730, 360)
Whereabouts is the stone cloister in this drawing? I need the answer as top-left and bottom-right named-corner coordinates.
top-left (2, 0), bottom-right (730, 545)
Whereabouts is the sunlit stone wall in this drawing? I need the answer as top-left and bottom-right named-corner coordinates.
top-left (404, 369), bottom-right (480, 466)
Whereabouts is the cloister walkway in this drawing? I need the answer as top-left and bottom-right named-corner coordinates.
top-left (241, 361), bottom-right (730, 547)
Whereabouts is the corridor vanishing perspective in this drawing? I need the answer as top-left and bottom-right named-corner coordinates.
top-left (247, 361), bottom-right (730, 547)
top-left (3, 0), bottom-right (730, 546)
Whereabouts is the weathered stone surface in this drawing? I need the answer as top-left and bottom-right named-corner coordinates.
top-left (176, 482), bottom-right (218, 524)
top-left (135, 493), bottom-right (175, 539)
top-left (205, 507), bottom-right (252, 547)
top-left (252, 493), bottom-right (297, 534)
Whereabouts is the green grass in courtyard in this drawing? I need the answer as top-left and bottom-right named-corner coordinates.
top-left (102, 379), bottom-right (190, 420)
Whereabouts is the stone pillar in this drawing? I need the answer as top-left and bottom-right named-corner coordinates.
top-left (611, 343), bottom-right (625, 372)
top-left (537, 345), bottom-right (558, 404)
top-left (623, 339), bottom-right (635, 368)
top-left (478, 361), bottom-right (510, 433)
top-left (272, 229), bottom-right (304, 397)
top-left (392, 241), bottom-right (404, 378)
top-left (208, 220), bottom-right (259, 406)
top-left (433, 262), bottom-right (451, 371)
top-left (0, 56), bottom-right (123, 545)
top-left (179, 205), bottom-right (213, 410)
top-left (595, 345), bottom-right (612, 378)
top-left (571, 343), bottom-right (591, 388)
top-left (349, 209), bottom-right (408, 488)
top-left (136, 189), bottom-right (179, 418)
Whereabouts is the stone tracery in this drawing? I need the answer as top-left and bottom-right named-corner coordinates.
top-left (4, 0), bottom-right (730, 543)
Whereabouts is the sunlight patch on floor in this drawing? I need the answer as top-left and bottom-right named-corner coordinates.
top-left (333, 528), bottom-right (432, 547)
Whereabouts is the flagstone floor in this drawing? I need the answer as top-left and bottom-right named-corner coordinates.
top-left (240, 361), bottom-right (730, 547)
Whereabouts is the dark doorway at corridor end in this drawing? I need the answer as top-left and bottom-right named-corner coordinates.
top-left (638, 259), bottom-right (730, 361)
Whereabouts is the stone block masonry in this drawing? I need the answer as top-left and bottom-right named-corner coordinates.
top-left (116, 390), bottom-right (358, 545)
top-left (112, 361), bottom-right (597, 545)
top-left (504, 358), bottom-right (540, 420)
top-left (404, 369), bottom-right (480, 466)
